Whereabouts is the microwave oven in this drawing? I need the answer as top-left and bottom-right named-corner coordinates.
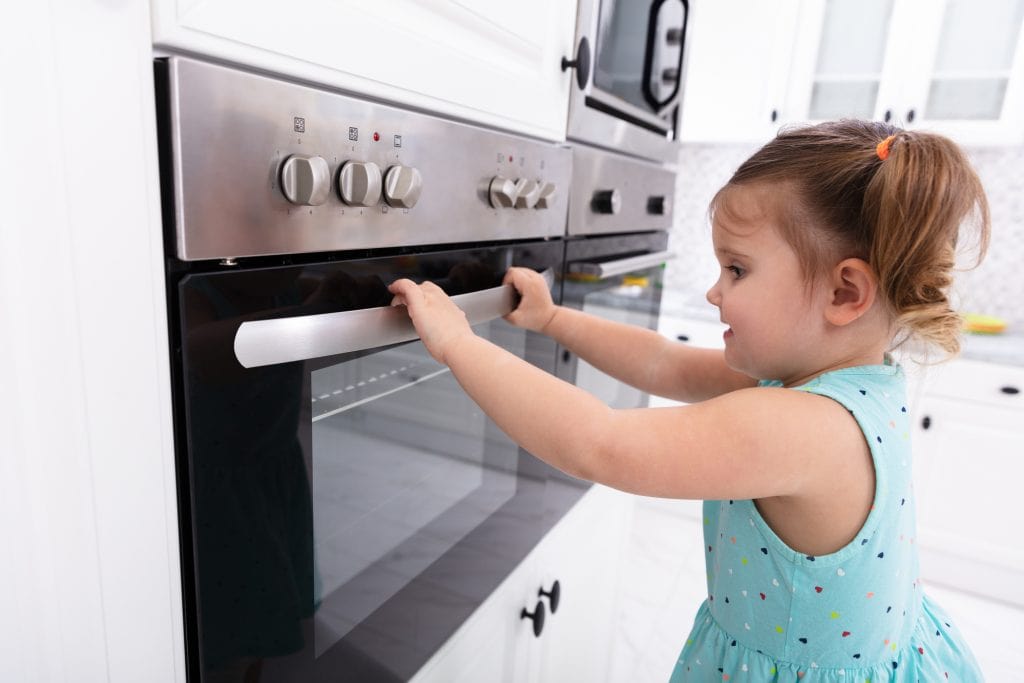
top-left (564, 0), bottom-right (690, 164)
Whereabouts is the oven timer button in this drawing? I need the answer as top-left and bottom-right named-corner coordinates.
top-left (280, 154), bottom-right (331, 206)
top-left (488, 176), bottom-right (517, 209)
top-left (383, 165), bottom-right (423, 209)
top-left (591, 189), bottom-right (621, 215)
top-left (338, 161), bottom-right (383, 207)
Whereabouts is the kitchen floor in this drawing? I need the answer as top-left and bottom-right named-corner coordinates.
top-left (609, 496), bottom-right (1022, 681)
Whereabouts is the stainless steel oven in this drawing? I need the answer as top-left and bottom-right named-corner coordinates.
top-left (563, 0), bottom-right (690, 163)
top-left (156, 57), bottom-right (579, 682)
top-left (556, 144), bottom-right (677, 409)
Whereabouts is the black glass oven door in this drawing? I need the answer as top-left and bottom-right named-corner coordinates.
top-left (172, 241), bottom-right (576, 682)
top-left (556, 232), bottom-right (672, 410)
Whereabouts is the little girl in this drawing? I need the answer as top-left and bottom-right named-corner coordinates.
top-left (388, 120), bottom-right (989, 682)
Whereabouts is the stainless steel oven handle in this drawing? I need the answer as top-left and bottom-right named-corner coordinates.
top-left (567, 250), bottom-right (675, 279)
top-left (234, 269), bottom-right (554, 368)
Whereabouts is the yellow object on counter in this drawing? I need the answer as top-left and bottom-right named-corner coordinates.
top-left (962, 313), bottom-right (1007, 335)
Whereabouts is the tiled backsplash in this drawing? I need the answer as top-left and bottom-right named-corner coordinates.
top-left (667, 143), bottom-right (1024, 332)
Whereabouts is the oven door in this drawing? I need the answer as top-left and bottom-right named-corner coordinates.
top-left (170, 240), bottom-right (576, 681)
top-left (555, 231), bottom-right (672, 410)
top-left (567, 0), bottom-right (689, 163)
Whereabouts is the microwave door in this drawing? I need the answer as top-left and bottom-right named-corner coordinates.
top-left (588, 0), bottom-right (687, 126)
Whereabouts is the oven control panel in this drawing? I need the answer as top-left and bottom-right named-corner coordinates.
top-left (162, 57), bottom-right (571, 261)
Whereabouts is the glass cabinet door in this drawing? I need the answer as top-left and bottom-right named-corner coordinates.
top-left (923, 0), bottom-right (1024, 120)
top-left (804, 0), bottom-right (897, 120)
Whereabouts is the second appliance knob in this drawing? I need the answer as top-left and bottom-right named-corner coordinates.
top-left (280, 154), bottom-right (331, 206)
top-left (383, 165), bottom-right (423, 208)
top-left (338, 161), bottom-right (383, 207)
top-left (591, 189), bottom-right (621, 215)
top-left (513, 179), bottom-right (542, 209)
top-left (489, 176), bottom-right (517, 209)
top-left (535, 182), bottom-right (556, 209)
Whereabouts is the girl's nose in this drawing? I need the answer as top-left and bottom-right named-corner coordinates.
top-left (706, 280), bottom-right (721, 307)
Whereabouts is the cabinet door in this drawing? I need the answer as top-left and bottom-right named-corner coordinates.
top-left (900, 0), bottom-right (1024, 144)
top-left (913, 395), bottom-right (1024, 606)
top-left (534, 485), bottom-right (630, 683)
top-left (784, 0), bottom-right (902, 123)
top-left (151, 0), bottom-right (577, 141)
top-left (678, 0), bottom-right (801, 143)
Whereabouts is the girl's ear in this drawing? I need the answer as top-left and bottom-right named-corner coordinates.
top-left (824, 258), bottom-right (879, 327)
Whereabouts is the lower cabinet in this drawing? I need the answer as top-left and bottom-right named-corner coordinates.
top-left (410, 484), bottom-right (632, 683)
top-left (911, 358), bottom-right (1024, 607)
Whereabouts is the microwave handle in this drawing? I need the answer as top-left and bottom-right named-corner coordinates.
top-left (234, 269), bottom-right (554, 368)
top-left (567, 250), bottom-right (675, 280)
top-left (642, 0), bottom-right (687, 113)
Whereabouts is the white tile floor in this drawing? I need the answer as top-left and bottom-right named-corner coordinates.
top-left (610, 496), bottom-right (1023, 682)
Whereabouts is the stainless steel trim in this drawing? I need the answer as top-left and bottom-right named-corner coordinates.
top-left (567, 145), bottom-right (676, 236)
top-left (234, 270), bottom-right (554, 368)
top-left (567, 250), bottom-right (675, 279)
top-left (165, 57), bottom-right (571, 261)
top-left (585, 88), bottom-right (673, 134)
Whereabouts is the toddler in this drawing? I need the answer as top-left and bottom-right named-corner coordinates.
top-left (389, 120), bottom-right (989, 681)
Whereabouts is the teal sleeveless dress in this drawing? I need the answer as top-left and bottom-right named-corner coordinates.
top-left (669, 361), bottom-right (983, 682)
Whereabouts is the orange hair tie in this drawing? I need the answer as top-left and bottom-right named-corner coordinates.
top-left (876, 135), bottom-right (896, 160)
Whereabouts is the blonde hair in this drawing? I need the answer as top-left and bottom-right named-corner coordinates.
top-left (711, 120), bottom-right (990, 358)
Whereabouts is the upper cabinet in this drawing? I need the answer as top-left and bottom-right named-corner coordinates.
top-left (682, 0), bottom-right (1024, 146)
top-left (679, 0), bottom-right (802, 143)
top-left (151, 0), bottom-right (578, 141)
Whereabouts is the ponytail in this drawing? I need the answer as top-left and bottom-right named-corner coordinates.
top-left (864, 130), bottom-right (990, 356)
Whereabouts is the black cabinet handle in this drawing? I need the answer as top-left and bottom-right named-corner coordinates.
top-left (676, 334), bottom-right (690, 342)
top-left (907, 108), bottom-right (916, 123)
top-left (539, 580), bottom-right (561, 614)
top-left (520, 600), bottom-right (545, 637)
top-left (561, 37), bottom-right (591, 90)
top-left (770, 108), bottom-right (778, 123)
top-left (884, 109), bottom-right (892, 122)
top-left (921, 415), bottom-right (931, 430)
top-left (1001, 386), bottom-right (1020, 395)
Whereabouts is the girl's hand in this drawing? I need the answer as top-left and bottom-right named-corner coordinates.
top-left (388, 279), bottom-right (474, 365)
top-left (503, 267), bottom-right (558, 333)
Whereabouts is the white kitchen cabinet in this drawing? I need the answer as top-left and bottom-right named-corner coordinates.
top-left (683, 0), bottom-right (1024, 145)
top-left (410, 484), bottom-right (631, 683)
top-left (784, 0), bottom-right (1024, 145)
top-left (679, 0), bottom-right (801, 143)
top-left (151, 0), bottom-right (577, 141)
top-left (911, 358), bottom-right (1024, 606)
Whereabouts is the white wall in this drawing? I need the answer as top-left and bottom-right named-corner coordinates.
top-left (0, 3), bottom-right (184, 682)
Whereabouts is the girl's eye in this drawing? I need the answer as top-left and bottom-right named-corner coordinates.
top-left (726, 265), bottom-right (745, 279)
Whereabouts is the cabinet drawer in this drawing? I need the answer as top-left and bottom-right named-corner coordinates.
top-left (920, 358), bottom-right (1024, 409)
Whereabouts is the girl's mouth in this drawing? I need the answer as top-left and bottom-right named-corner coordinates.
top-left (723, 328), bottom-right (734, 340)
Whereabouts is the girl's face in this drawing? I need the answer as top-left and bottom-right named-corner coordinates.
top-left (705, 184), bottom-right (830, 384)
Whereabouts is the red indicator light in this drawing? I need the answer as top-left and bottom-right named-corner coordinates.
top-left (373, 131), bottom-right (380, 142)
top-left (508, 155), bottom-right (513, 163)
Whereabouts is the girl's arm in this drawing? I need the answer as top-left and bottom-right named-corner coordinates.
top-left (387, 279), bottom-right (856, 499)
top-left (502, 267), bottom-right (755, 403)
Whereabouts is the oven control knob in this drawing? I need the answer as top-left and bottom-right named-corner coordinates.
top-left (280, 154), bottom-right (331, 206)
top-left (513, 179), bottom-right (542, 209)
top-left (338, 161), bottom-right (383, 207)
top-left (489, 176), bottom-right (517, 209)
top-left (535, 182), bottom-right (556, 209)
top-left (591, 189), bottom-right (621, 215)
top-left (383, 165), bottom-right (423, 208)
